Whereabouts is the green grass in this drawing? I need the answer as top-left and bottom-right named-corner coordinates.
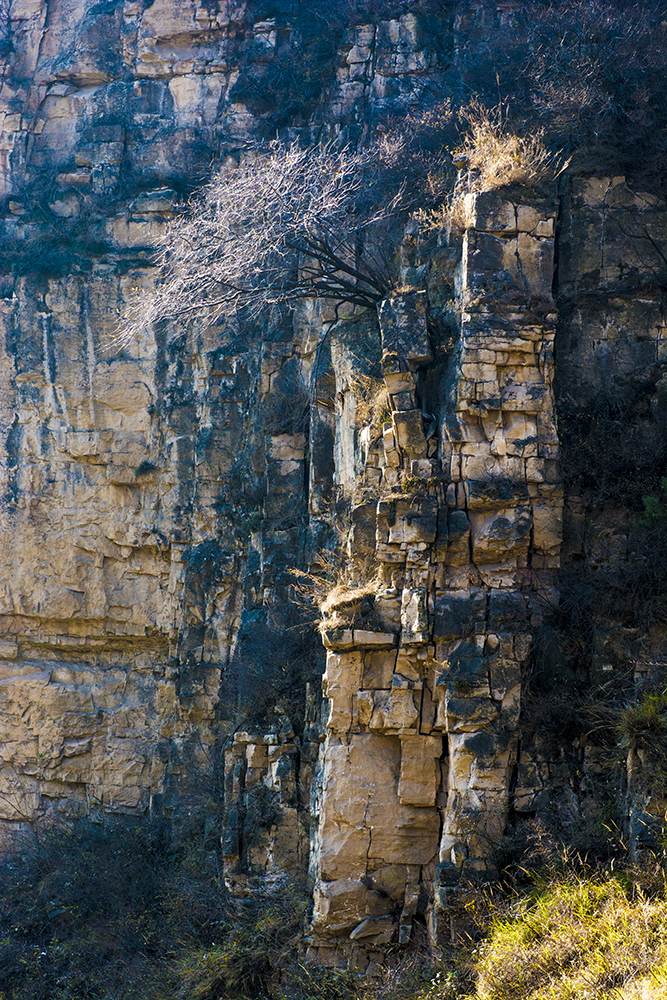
top-left (451, 869), bottom-right (667, 1000)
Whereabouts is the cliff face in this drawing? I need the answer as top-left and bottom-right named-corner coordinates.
top-left (1, 0), bottom-right (666, 969)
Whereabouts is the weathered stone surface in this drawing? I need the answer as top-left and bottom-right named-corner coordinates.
top-left (312, 879), bottom-right (391, 936)
top-left (0, 0), bottom-right (658, 964)
top-left (392, 410), bottom-right (428, 458)
top-left (312, 175), bottom-right (563, 941)
top-left (398, 735), bottom-right (442, 807)
top-left (378, 292), bottom-right (432, 369)
top-left (349, 916), bottom-right (395, 945)
top-left (468, 506), bottom-right (533, 564)
top-left (323, 652), bottom-right (364, 734)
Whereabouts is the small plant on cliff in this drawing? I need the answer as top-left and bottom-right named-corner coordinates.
top-left (619, 683), bottom-right (667, 788)
top-left (350, 373), bottom-right (391, 429)
top-left (416, 101), bottom-right (563, 236)
top-left (319, 579), bottom-right (379, 629)
top-left (638, 476), bottom-right (667, 527)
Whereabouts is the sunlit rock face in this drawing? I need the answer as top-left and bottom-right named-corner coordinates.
top-left (305, 183), bottom-right (561, 957)
top-left (0, 0), bottom-right (666, 970)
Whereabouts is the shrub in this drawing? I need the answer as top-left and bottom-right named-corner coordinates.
top-left (276, 963), bottom-right (359, 1000)
top-left (170, 883), bottom-right (310, 1000)
top-left (224, 596), bottom-right (325, 729)
top-left (619, 685), bottom-right (667, 787)
top-left (356, 956), bottom-right (460, 1000)
top-left (638, 477), bottom-right (667, 527)
top-left (0, 819), bottom-right (175, 1000)
top-left (377, 99), bottom-right (456, 206)
top-left (0, 816), bottom-right (318, 1000)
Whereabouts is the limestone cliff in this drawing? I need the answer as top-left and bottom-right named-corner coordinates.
top-left (0, 0), bottom-right (666, 971)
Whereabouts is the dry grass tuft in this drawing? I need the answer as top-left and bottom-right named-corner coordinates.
top-left (418, 102), bottom-right (564, 236)
top-left (455, 100), bottom-right (560, 191)
top-left (416, 192), bottom-right (472, 236)
top-left (291, 563), bottom-right (382, 633)
top-left (350, 373), bottom-right (391, 429)
top-left (319, 579), bottom-right (378, 621)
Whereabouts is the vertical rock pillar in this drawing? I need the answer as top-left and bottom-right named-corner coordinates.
top-left (434, 187), bottom-right (561, 929)
top-left (308, 186), bottom-right (562, 960)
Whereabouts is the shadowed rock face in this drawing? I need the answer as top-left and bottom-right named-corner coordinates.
top-left (0, 0), bottom-right (666, 970)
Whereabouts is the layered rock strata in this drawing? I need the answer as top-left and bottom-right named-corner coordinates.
top-left (0, 0), bottom-right (535, 844)
top-left (0, 0), bottom-right (666, 972)
top-left (307, 185), bottom-right (561, 958)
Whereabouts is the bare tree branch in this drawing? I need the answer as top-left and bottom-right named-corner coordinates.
top-left (120, 140), bottom-right (404, 344)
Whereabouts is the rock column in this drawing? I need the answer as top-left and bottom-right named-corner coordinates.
top-left (309, 186), bottom-right (563, 960)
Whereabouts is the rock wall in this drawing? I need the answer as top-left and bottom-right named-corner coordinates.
top-left (0, 0), bottom-right (518, 838)
top-left (0, 0), bottom-right (666, 970)
top-left (306, 186), bottom-right (561, 960)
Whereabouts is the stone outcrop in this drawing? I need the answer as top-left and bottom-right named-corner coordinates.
top-left (306, 184), bottom-right (561, 960)
top-left (0, 0), bottom-right (666, 973)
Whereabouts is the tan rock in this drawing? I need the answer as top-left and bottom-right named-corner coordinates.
top-left (400, 588), bottom-right (428, 644)
top-left (469, 507), bottom-right (532, 565)
top-left (392, 410), bottom-right (427, 457)
top-left (398, 735), bottom-right (442, 806)
top-left (312, 878), bottom-right (390, 936)
top-left (362, 651), bottom-right (396, 689)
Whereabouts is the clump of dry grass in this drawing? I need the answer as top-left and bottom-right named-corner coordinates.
top-left (456, 100), bottom-right (559, 191)
top-left (350, 373), bottom-right (391, 428)
top-left (416, 189), bottom-right (473, 235)
top-left (618, 681), bottom-right (667, 796)
top-left (319, 579), bottom-right (378, 624)
top-left (291, 563), bottom-right (382, 633)
top-left (417, 101), bottom-right (564, 236)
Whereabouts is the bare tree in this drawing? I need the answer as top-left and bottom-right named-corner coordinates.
top-left (122, 140), bottom-right (405, 343)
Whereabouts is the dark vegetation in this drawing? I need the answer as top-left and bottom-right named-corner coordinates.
top-left (0, 217), bottom-right (113, 278)
top-left (238, 0), bottom-right (667, 192)
top-left (0, 0), bottom-right (10, 55)
top-left (224, 597), bottom-right (326, 734)
top-left (557, 363), bottom-right (667, 511)
top-left (125, 0), bottom-right (667, 340)
top-left (521, 478), bottom-right (667, 855)
top-left (0, 816), bottom-right (326, 1000)
top-left (229, 12), bottom-right (339, 129)
top-left (518, 0), bottom-right (667, 188)
top-left (3, 818), bottom-right (666, 999)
